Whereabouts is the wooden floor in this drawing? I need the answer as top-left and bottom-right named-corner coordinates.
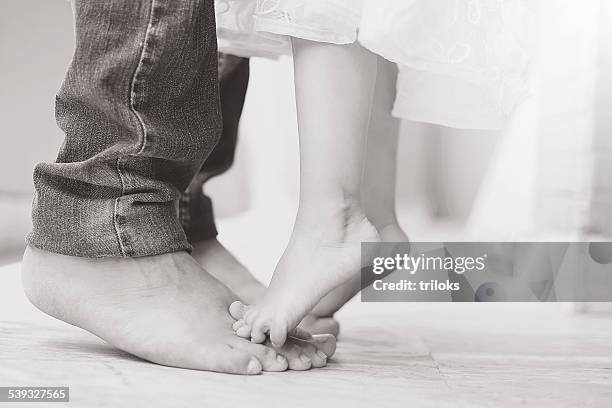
top-left (1, 206), bottom-right (611, 407)
top-left (1, 261), bottom-right (611, 408)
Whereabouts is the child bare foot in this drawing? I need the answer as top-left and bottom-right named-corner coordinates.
top-left (230, 204), bottom-right (380, 346)
top-left (21, 246), bottom-right (335, 374)
top-left (192, 238), bottom-right (340, 337)
top-left (309, 220), bottom-right (409, 318)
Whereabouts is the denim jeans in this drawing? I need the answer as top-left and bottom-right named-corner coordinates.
top-left (179, 55), bottom-right (250, 244)
top-left (28, 0), bottom-right (222, 258)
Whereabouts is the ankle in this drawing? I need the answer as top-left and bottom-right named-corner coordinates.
top-left (369, 217), bottom-right (409, 242)
top-left (293, 198), bottom-right (381, 246)
top-left (296, 196), bottom-right (365, 226)
top-left (191, 238), bottom-right (223, 255)
top-left (191, 238), bottom-right (266, 302)
top-left (362, 204), bottom-right (402, 231)
top-left (369, 216), bottom-right (400, 232)
top-left (192, 239), bottom-right (244, 273)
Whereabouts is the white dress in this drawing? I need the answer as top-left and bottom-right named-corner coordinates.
top-left (215, 0), bottom-right (532, 130)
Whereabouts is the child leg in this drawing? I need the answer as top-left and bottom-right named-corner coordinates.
top-left (231, 39), bottom-right (380, 346)
top-left (361, 57), bottom-right (409, 242)
top-left (307, 57), bottom-right (409, 318)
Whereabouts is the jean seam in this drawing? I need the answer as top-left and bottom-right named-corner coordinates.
top-left (131, 1), bottom-right (157, 156)
top-left (113, 0), bottom-right (157, 257)
top-left (179, 191), bottom-right (191, 231)
top-left (113, 157), bottom-right (128, 257)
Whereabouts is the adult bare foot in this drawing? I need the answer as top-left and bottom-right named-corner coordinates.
top-left (191, 238), bottom-right (340, 337)
top-left (21, 246), bottom-right (334, 374)
top-left (264, 334), bottom-right (335, 370)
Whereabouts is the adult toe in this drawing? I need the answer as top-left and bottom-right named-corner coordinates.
top-left (231, 340), bottom-right (288, 372)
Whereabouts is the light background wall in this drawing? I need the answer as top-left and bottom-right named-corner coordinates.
top-left (0, 0), bottom-right (72, 193)
top-left (1, 0), bottom-right (610, 254)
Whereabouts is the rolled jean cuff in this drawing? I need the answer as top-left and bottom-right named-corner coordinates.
top-left (180, 180), bottom-right (218, 244)
top-left (27, 167), bottom-right (193, 258)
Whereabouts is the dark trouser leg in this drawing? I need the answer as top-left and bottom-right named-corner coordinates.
top-left (28, 0), bottom-right (221, 258)
top-left (180, 56), bottom-right (250, 244)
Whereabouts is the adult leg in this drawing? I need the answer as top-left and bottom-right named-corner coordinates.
top-left (22, 0), bottom-right (334, 374)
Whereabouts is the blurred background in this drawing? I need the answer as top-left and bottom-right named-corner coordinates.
top-left (0, 0), bottom-right (610, 274)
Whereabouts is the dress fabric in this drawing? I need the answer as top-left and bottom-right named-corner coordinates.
top-left (215, 0), bottom-right (532, 130)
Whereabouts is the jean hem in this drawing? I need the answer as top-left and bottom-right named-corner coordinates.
top-left (29, 180), bottom-right (193, 258)
top-left (25, 237), bottom-right (192, 259)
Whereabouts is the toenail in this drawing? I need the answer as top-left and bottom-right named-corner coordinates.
top-left (299, 354), bottom-right (311, 364)
top-left (317, 350), bottom-right (327, 360)
top-left (247, 359), bottom-right (261, 375)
